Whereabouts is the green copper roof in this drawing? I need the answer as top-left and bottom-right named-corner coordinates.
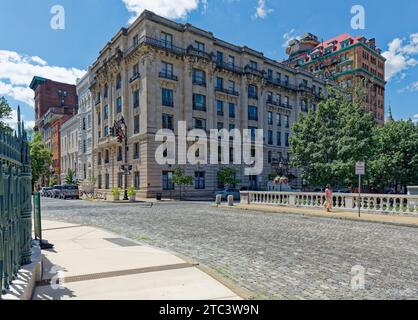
top-left (29, 76), bottom-right (47, 91)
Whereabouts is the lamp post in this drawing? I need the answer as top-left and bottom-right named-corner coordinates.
top-left (112, 117), bottom-right (130, 201)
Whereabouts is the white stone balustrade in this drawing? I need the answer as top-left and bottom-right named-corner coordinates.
top-left (240, 191), bottom-right (418, 215)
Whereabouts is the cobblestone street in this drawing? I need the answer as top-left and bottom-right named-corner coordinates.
top-left (41, 198), bottom-right (418, 300)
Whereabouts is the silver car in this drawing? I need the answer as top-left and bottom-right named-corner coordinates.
top-left (215, 188), bottom-right (241, 201)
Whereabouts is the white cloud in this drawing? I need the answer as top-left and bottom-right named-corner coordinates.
top-left (0, 50), bottom-right (85, 108)
top-left (4, 109), bottom-right (35, 131)
top-left (382, 33), bottom-right (418, 81)
top-left (400, 81), bottom-right (418, 92)
top-left (282, 29), bottom-right (300, 48)
top-left (413, 114), bottom-right (418, 123)
top-left (122, 0), bottom-right (203, 23)
top-left (253, 0), bottom-right (273, 19)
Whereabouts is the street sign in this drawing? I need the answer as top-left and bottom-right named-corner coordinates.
top-left (356, 161), bottom-right (365, 175)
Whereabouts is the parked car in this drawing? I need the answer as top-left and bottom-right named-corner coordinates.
top-left (240, 186), bottom-right (259, 192)
top-left (40, 187), bottom-right (52, 197)
top-left (215, 188), bottom-right (241, 201)
top-left (51, 185), bottom-right (64, 198)
top-left (60, 185), bottom-right (80, 200)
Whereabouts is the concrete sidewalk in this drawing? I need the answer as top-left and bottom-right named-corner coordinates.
top-left (32, 220), bottom-right (242, 300)
top-left (236, 204), bottom-right (418, 228)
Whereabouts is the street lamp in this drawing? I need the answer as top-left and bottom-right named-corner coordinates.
top-left (112, 117), bottom-right (130, 201)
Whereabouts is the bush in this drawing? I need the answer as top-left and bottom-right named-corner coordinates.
top-left (111, 187), bottom-right (121, 196)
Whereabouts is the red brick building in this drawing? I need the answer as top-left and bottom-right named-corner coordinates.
top-left (30, 77), bottom-right (78, 181)
top-left (285, 33), bottom-right (386, 124)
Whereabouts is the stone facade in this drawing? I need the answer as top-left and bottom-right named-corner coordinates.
top-left (76, 73), bottom-right (94, 182)
top-left (60, 115), bottom-right (79, 183)
top-left (89, 10), bottom-right (327, 198)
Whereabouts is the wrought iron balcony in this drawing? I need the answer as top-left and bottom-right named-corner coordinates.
top-left (215, 86), bottom-right (239, 96)
top-left (244, 65), bottom-right (265, 77)
top-left (215, 61), bottom-right (243, 74)
top-left (187, 46), bottom-right (212, 60)
top-left (193, 79), bottom-right (207, 87)
top-left (159, 71), bottom-right (178, 81)
top-left (125, 36), bottom-right (186, 57)
top-left (95, 97), bottom-right (101, 105)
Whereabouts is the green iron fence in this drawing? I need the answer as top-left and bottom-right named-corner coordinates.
top-left (0, 108), bottom-right (32, 298)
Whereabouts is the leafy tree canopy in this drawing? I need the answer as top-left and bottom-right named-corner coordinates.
top-left (30, 132), bottom-right (52, 186)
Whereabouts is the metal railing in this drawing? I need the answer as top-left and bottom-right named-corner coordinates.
top-left (215, 87), bottom-right (239, 96)
top-left (240, 191), bottom-right (418, 215)
top-left (0, 119), bottom-right (32, 298)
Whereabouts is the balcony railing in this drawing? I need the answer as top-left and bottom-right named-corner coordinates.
top-left (215, 61), bottom-right (243, 74)
top-left (159, 71), bottom-right (178, 81)
top-left (95, 97), bottom-right (101, 105)
top-left (187, 46), bottom-right (212, 61)
top-left (248, 93), bottom-right (258, 100)
top-left (244, 65), bottom-right (265, 78)
top-left (215, 87), bottom-right (239, 96)
top-left (193, 79), bottom-right (207, 87)
top-left (126, 36), bottom-right (186, 57)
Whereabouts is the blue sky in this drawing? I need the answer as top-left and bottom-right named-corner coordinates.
top-left (0, 0), bottom-right (417, 128)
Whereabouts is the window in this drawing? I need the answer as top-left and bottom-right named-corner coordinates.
top-left (249, 127), bottom-right (257, 140)
top-left (98, 174), bottom-right (102, 189)
top-left (284, 115), bottom-right (290, 128)
top-left (284, 75), bottom-right (289, 85)
top-left (118, 173), bottom-right (123, 188)
top-left (116, 74), bottom-right (122, 90)
top-left (228, 103), bottom-right (235, 118)
top-left (134, 115), bottom-right (140, 134)
top-left (276, 132), bottom-right (282, 146)
top-left (104, 125), bottom-right (109, 137)
top-left (160, 62), bottom-right (174, 78)
top-left (133, 142), bottom-right (140, 159)
top-left (193, 94), bottom-right (206, 112)
top-left (103, 84), bottom-right (108, 98)
top-left (82, 117), bottom-right (86, 130)
top-left (97, 152), bottom-right (102, 165)
top-left (228, 55), bottom-right (235, 66)
top-left (117, 146), bottom-right (123, 162)
top-left (103, 105), bottom-right (109, 120)
top-left (162, 114), bottom-right (173, 130)
top-left (284, 96), bottom-right (289, 107)
top-left (133, 89), bottom-right (140, 108)
top-left (132, 63), bottom-right (139, 77)
top-left (268, 130), bottom-right (273, 145)
top-left (216, 100), bottom-right (224, 116)
top-left (97, 111), bottom-right (101, 125)
top-left (193, 118), bottom-right (206, 130)
top-left (160, 32), bottom-right (173, 48)
top-left (276, 114), bottom-right (281, 126)
top-left (216, 51), bottom-right (223, 64)
top-left (193, 69), bottom-right (206, 86)
top-left (229, 124), bottom-right (235, 131)
top-left (105, 150), bottom-right (110, 164)
top-left (82, 140), bottom-right (87, 154)
top-left (268, 151), bottom-right (272, 164)
top-left (162, 88), bottom-right (174, 107)
top-left (248, 105), bottom-right (258, 121)
top-left (216, 77), bottom-right (223, 90)
top-left (228, 80), bottom-right (236, 92)
top-left (217, 122), bottom-right (224, 130)
top-left (195, 41), bottom-right (205, 52)
top-left (105, 174), bottom-right (110, 189)
top-left (285, 133), bottom-right (290, 147)
top-left (162, 171), bottom-right (174, 190)
top-left (248, 84), bottom-right (258, 99)
top-left (116, 96), bottom-right (122, 113)
top-left (195, 172), bottom-right (205, 189)
top-left (268, 112), bottom-right (273, 125)
top-left (250, 60), bottom-right (258, 69)
top-left (134, 172), bottom-right (140, 189)
top-left (133, 34), bottom-right (139, 46)
top-left (301, 100), bottom-right (308, 112)
top-left (267, 69), bottom-right (273, 79)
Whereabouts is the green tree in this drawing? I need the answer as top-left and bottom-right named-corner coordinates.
top-left (0, 96), bottom-right (13, 132)
top-left (369, 120), bottom-right (418, 192)
top-left (217, 168), bottom-right (239, 188)
top-left (49, 175), bottom-right (58, 187)
top-left (171, 168), bottom-right (193, 200)
top-left (30, 132), bottom-right (53, 189)
top-left (65, 168), bottom-right (76, 185)
top-left (290, 87), bottom-right (376, 188)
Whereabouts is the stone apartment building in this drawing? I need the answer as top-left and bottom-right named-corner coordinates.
top-left (76, 73), bottom-right (94, 182)
top-left (88, 10), bottom-right (327, 198)
top-left (286, 33), bottom-right (386, 124)
top-left (30, 76), bottom-right (78, 182)
top-left (60, 115), bottom-right (79, 182)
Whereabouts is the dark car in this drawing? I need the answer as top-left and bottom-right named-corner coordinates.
top-left (40, 187), bottom-right (53, 197)
top-left (61, 185), bottom-right (80, 200)
top-left (51, 185), bottom-right (64, 198)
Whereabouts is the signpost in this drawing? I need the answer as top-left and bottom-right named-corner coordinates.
top-left (356, 161), bottom-right (365, 217)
